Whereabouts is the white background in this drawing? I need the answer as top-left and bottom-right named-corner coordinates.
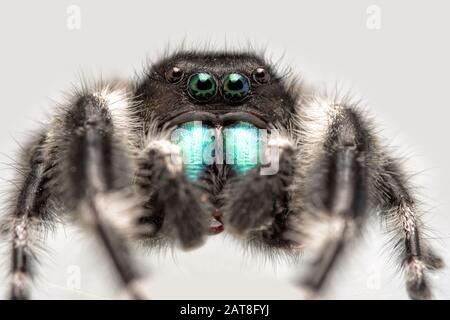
top-left (0, 0), bottom-right (449, 299)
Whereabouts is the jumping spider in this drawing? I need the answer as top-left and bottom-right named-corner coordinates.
top-left (3, 49), bottom-right (443, 300)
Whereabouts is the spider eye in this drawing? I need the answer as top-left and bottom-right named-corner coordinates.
top-left (222, 73), bottom-right (250, 102)
top-left (187, 73), bottom-right (217, 101)
top-left (252, 67), bottom-right (270, 84)
top-left (165, 66), bottom-right (184, 83)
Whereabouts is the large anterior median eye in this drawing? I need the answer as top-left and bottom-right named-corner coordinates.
top-left (187, 73), bottom-right (217, 101)
top-left (222, 73), bottom-right (250, 102)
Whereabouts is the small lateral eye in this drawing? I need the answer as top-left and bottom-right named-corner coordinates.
top-left (165, 66), bottom-right (184, 83)
top-left (252, 67), bottom-right (270, 84)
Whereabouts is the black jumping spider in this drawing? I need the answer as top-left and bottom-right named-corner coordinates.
top-left (3, 49), bottom-right (443, 300)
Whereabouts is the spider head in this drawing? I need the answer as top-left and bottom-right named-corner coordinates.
top-left (135, 51), bottom-right (298, 235)
top-left (137, 51), bottom-right (296, 129)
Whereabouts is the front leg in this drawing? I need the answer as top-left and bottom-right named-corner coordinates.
top-left (283, 95), bottom-right (442, 299)
top-left (281, 97), bottom-right (376, 298)
top-left (376, 159), bottom-right (444, 299)
top-left (5, 85), bottom-right (150, 300)
top-left (222, 130), bottom-right (297, 246)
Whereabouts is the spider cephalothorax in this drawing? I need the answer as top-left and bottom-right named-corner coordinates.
top-left (132, 52), bottom-right (298, 240)
top-left (2, 49), bottom-right (443, 300)
top-left (135, 52), bottom-right (296, 130)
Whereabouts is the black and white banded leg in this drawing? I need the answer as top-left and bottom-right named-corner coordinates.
top-left (377, 160), bottom-right (444, 299)
top-left (7, 86), bottom-right (148, 299)
top-left (8, 133), bottom-right (53, 300)
top-left (285, 97), bottom-right (442, 299)
top-left (55, 89), bottom-right (148, 299)
top-left (291, 104), bottom-right (370, 296)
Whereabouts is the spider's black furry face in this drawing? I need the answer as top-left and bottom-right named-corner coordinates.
top-left (134, 52), bottom-right (302, 236)
top-left (136, 52), bottom-right (297, 130)
top-left (3, 48), bottom-right (443, 301)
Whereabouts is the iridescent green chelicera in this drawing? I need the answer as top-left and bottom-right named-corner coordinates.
top-left (171, 121), bottom-right (214, 181)
top-left (187, 73), bottom-right (217, 101)
top-left (222, 73), bottom-right (250, 101)
top-left (223, 122), bottom-right (262, 174)
top-left (172, 121), bottom-right (263, 180)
